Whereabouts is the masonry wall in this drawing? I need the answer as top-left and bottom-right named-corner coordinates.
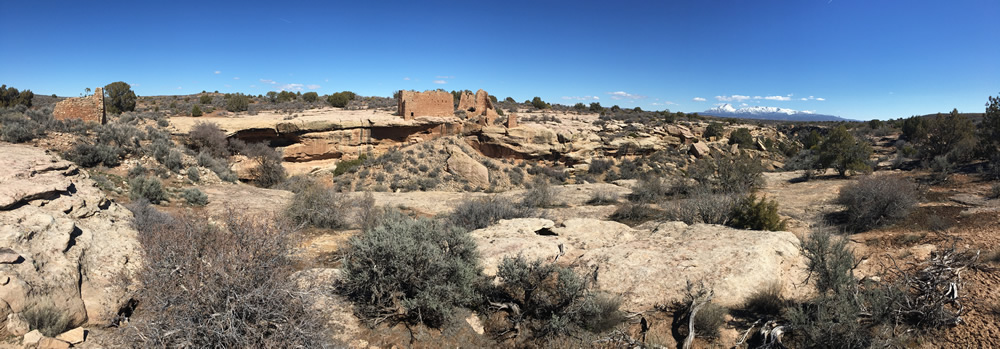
top-left (398, 90), bottom-right (454, 120)
top-left (53, 87), bottom-right (105, 124)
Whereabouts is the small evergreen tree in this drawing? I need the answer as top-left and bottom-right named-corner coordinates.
top-left (815, 125), bottom-right (872, 176)
top-left (104, 81), bottom-right (137, 114)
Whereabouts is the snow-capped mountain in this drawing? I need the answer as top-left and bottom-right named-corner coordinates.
top-left (703, 104), bottom-right (849, 121)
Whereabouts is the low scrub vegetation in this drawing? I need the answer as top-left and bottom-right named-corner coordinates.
top-left (119, 208), bottom-right (326, 347)
top-left (835, 175), bottom-right (918, 233)
top-left (482, 255), bottom-right (624, 340)
top-left (450, 195), bottom-right (532, 231)
top-left (285, 178), bottom-right (349, 229)
top-left (728, 193), bottom-right (787, 231)
top-left (340, 214), bottom-right (482, 327)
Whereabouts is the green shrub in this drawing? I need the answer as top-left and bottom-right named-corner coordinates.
top-left (186, 167), bottom-right (200, 182)
top-left (835, 175), bottom-right (918, 233)
top-left (285, 180), bottom-right (348, 229)
top-left (332, 154), bottom-right (366, 176)
top-left (104, 81), bottom-right (136, 114)
top-left (327, 91), bottom-right (356, 108)
top-left (450, 195), bottom-right (533, 231)
top-left (224, 93), bottom-right (250, 112)
top-left (728, 127), bottom-right (754, 148)
top-left (531, 96), bottom-right (549, 109)
top-left (714, 154), bottom-right (764, 194)
top-left (703, 122), bottom-right (724, 139)
top-left (727, 193), bottom-right (787, 231)
top-left (64, 143), bottom-right (122, 167)
top-left (786, 229), bottom-right (871, 348)
top-left (129, 176), bottom-right (167, 204)
top-left (128, 164), bottom-right (147, 179)
top-left (191, 104), bottom-right (202, 117)
top-left (341, 215), bottom-right (482, 327)
top-left (302, 92), bottom-right (319, 103)
top-left (180, 188), bottom-right (208, 206)
top-left (0, 117), bottom-right (40, 143)
top-left (815, 125), bottom-right (873, 176)
top-left (162, 149), bottom-right (184, 172)
top-left (199, 94), bottom-right (212, 104)
top-left (0, 85), bottom-right (34, 108)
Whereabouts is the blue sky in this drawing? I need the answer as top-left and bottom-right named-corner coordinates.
top-left (2, 0), bottom-right (997, 120)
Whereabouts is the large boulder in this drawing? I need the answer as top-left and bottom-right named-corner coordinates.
top-left (0, 143), bottom-right (142, 332)
top-left (470, 217), bottom-right (808, 311)
top-left (446, 146), bottom-right (490, 188)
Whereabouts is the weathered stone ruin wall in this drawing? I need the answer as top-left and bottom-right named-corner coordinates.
top-left (53, 87), bottom-right (105, 124)
top-left (397, 90), bottom-right (454, 120)
top-left (457, 89), bottom-right (500, 125)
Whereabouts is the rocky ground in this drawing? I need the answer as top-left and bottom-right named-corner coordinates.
top-left (0, 144), bottom-right (141, 348)
top-left (3, 100), bottom-right (998, 348)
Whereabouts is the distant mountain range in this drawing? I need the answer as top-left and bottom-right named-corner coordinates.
top-left (702, 104), bottom-right (851, 122)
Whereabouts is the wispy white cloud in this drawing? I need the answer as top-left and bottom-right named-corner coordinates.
top-left (278, 83), bottom-right (304, 91)
top-left (433, 80), bottom-right (447, 84)
top-left (403, 77), bottom-right (411, 81)
top-left (249, 84), bottom-right (257, 88)
top-left (260, 79), bottom-right (276, 84)
top-left (561, 96), bottom-right (600, 101)
top-left (692, 97), bottom-right (707, 102)
top-left (816, 97), bottom-right (825, 101)
top-left (233, 77), bottom-right (240, 80)
top-left (214, 70), bottom-right (221, 75)
top-left (715, 95), bottom-right (751, 102)
top-left (798, 96), bottom-right (826, 101)
top-left (306, 84), bottom-right (321, 89)
top-left (764, 95), bottom-right (792, 101)
top-left (224, 84), bottom-right (231, 88)
top-left (608, 91), bottom-right (646, 100)
top-left (435, 75), bottom-right (455, 79)
top-left (650, 101), bottom-right (677, 106)
top-left (176, 86), bottom-right (183, 90)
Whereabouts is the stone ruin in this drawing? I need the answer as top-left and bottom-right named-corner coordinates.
top-left (506, 112), bottom-right (518, 128)
top-left (53, 87), bottom-right (106, 124)
top-left (397, 90), bottom-right (454, 120)
top-left (457, 89), bottom-right (500, 126)
top-left (396, 88), bottom-right (514, 127)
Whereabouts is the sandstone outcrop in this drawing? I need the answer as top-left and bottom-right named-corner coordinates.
top-left (398, 90), bottom-right (454, 120)
top-left (689, 141), bottom-right (710, 158)
top-left (0, 143), bottom-right (141, 335)
top-left (471, 218), bottom-right (808, 310)
top-left (53, 87), bottom-right (105, 124)
top-left (446, 146), bottom-right (490, 188)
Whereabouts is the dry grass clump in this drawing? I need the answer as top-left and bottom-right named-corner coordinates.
top-left (450, 195), bottom-right (533, 231)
